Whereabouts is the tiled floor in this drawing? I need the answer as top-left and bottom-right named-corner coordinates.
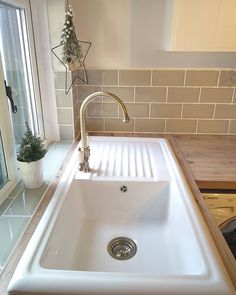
top-left (0, 141), bottom-right (72, 270)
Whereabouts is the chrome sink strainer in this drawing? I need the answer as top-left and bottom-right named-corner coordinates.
top-left (107, 237), bottom-right (137, 260)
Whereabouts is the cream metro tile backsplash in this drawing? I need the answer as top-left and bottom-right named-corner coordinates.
top-left (54, 68), bottom-right (236, 139)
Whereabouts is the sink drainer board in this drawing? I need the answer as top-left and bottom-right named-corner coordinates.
top-left (8, 137), bottom-right (235, 295)
top-left (107, 237), bottom-right (137, 260)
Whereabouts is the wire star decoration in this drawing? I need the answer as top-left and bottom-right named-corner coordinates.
top-left (51, 40), bottom-right (91, 94)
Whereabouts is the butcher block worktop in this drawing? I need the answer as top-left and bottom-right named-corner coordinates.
top-left (170, 134), bottom-right (236, 190)
top-left (168, 134), bottom-right (236, 290)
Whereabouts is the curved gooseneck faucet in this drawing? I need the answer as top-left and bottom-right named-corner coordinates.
top-left (78, 91), bottom-right (130, 172)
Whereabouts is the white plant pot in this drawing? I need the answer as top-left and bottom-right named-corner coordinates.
top-left (17, 158), bottom-right (44, 189)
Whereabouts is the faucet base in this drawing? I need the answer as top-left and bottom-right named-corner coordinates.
top-left (78, 146), bottom-right (90, 172)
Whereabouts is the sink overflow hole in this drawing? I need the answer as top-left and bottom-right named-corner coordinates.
top-left (120, 185), bottom-right (128, 193)
top-left (107, 237), bottom-right (137, 260)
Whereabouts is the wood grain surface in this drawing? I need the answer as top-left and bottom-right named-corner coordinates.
top-left (172, 134), bottom-right (236, 189)
top-left (168, 135), bottom-right (236, 290)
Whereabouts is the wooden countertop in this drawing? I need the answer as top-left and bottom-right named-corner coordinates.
top-left (170, 134), bottom-right (236, 190)
top-left (168, 134), bottom-right (236, 290)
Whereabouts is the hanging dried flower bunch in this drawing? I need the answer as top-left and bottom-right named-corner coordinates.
top-left (61, 4), bottom-right (83, 71)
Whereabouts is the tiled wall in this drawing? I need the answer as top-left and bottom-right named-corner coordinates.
top-left (55, 69), bottom-right (236, 139)
top-left (54, 72), bottom-right (75, 140)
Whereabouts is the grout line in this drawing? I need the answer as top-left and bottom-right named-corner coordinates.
top-left (227, 120), bottom-right (231, 134)
top-left (217, 70), bottom-right (221, 87)
top-left (3, 214), bottom-right (31, 218)
top-left (134, 87), bottom-right (136, 102)
top-left (166, 87), bottom-right (168, 102)
top-left (184, 69), bottom-right (187, 86)
top-left (198, 88), bottom-right (202, 103)
top-left (212, 104), bottom-right (216, 119)
top-left (196, 119), bottom-right (199, 133)
top-left (148, 103), bottom-right (151, 118)
top-left (150, 70), bottom-right (153, 86)
top-left (180, 104), bottom-right (183, 118)
top-left (70, 84), bottom-right (235, 89)
top-left (103, 118), bottom-right (105, 131)
top-left (232, 88), bottom-right (235, 103)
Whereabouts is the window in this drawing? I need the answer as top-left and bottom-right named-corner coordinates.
top-left (0, 0), bottom-right (44, 143)
top-left (0, 0), bottom-right (46, 203)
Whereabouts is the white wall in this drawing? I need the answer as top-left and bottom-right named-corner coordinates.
top-left (70, 0), bottom-right (236, 68)
top-left (47, 0), bottom-right (65, 71)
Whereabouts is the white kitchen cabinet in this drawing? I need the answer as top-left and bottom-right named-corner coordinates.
top-left (163, 0), bottom-right (236, 52)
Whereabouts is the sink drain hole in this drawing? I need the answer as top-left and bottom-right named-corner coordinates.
top-left (107, 237), bottom-right (137, 260)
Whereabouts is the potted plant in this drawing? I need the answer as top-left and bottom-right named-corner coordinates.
top-left (60, 4), bottom-right (83, 71)
top-left (17, 122), bottom-right (47, 189)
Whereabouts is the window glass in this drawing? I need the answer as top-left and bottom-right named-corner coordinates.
top-left (0, 1), bottom-right (42, 143)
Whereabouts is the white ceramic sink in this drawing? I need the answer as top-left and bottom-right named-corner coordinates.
top-left (41, 179), bottom-right (203, 275)
top-left (8, 137), bottom-right (235, 295)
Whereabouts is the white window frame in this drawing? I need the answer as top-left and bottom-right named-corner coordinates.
top-left (29, 0), bottom-right (60, 142)
top-left (1, 0), bottom-right (59, 142)
top-left (0, 0), bottom-right (59, 203)
top-left (1, 0), bottom-right (44, 136)
top-left (0, 53), bottom-right (17, 204)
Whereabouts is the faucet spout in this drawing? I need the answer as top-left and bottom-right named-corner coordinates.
top-left (79, 92), bottom-right (130, 172)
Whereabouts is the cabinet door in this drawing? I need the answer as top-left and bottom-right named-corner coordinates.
top-left (164, 0), bottom-right (236, 52)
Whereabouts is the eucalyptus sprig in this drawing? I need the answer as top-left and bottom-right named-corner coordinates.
top-left (60, 4), bottom-right (83, 65)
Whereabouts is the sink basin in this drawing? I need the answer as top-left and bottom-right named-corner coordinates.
top-left (41, 180), bottom-right (203, 275)
top-left (8, 137), bottom-right (235, 295)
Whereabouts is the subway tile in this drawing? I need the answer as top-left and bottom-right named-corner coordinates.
top-left (182, 104), bottom-right (214, 118)
top-left (85, 118), bottom-right (104, 131)
top-left (87, 103), bottom-right (118, 118)
top-left (135, 87), bottom-right (166, 102)
top-left (57, 108), bottom-right (73, 124)
top-left (105, 118), bottom-right (134, 132)
top-left (59, 126), bottom-right (74, 140)
top-left (119, 70), bottom-right (151, 86)
top-left (197, 120), bottom-right (229, 133)
top-left (167, 87), bottom-right (199, 102)
top-left (185, 70), bottom-right (219, 86)
top-left (83, 69), bottom-right (118, 86)
top-left (56, 90), bottom-right (72, 107)
top-left (73, 102), bottom-right (81, 123)
top-left (150, 103), bottom-right (182, 118)
top-left (166, 119), bottom-right (197, 133)
top-left (120, 103), bottom-right (149, 118)
top-left (215, 104), bottom-right (236, 119)
top-left (229, 120), bottom-right (236, 133)
top-left (54, 71), bottom-right (71, 89)
top-left (73, 69), bottom-right (87, 85)
top-left (152, 70), bottom-right (185, 86)
top-left (135, 119), bottom-right (165, 132)
top-left (72, 86), bottom-right (78, 105)
top-left (77, 85), bottom-right (102, 101)
top-left (74, 119), bottom-right (80, 139)
top-left (103, 87), bottom-right (134, 102)
top-left (219, 70), bottom-right (236, 86)
top-left (200, 87), bottom-right (233, 103)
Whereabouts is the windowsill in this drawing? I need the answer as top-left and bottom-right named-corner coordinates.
top-left (0, 140), bottom-right (74, 294)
